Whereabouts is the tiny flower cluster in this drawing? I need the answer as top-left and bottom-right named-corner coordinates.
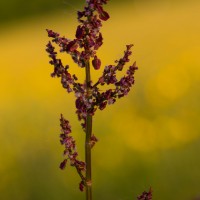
top-left (46, 0), bottom-right (109, 71)
top-left (60, 114), bottom-right (86, 190)
top-left (137, 188), bottom-right (152, 200)
top-left (46, 41), bottom-right (77, 93)
top-left (46, 40), bottom-right (137, 130)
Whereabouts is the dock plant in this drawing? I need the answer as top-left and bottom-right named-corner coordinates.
top-left (46, 0), bottom-right (151, 199)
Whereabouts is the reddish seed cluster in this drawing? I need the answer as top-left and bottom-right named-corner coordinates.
top-left (79, 180), bottom-right (85, 192)
top-left (46, 41), bottom-right (137, 127)
top-left (60, 114), bottom-right (86, 189)
top-left (137, 188), bottom-right (152, 200)
top-left (46, 0), bottom-right (138, 192)
top-left (46, 0), bottom-right (109, 69)
top-left (59, 114), bottom-right (85, 171)
top-left (46, 41), bottom-right (77, 93)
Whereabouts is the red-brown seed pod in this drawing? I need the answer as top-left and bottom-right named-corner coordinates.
top-left (92, 56), bottom-right (101, 70)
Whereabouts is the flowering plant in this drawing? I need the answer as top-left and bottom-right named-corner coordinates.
top-left (46, 0), bottom-right (151, 199)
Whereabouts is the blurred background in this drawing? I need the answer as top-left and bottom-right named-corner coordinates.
top-left (1, 0), bottom-right (200, 199)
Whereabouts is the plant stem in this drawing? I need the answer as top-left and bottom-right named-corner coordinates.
top-left (85, 60), bottom-right (92, 200)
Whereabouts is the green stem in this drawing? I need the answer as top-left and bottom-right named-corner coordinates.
top-left (85, 60), bottom-right (92, 200)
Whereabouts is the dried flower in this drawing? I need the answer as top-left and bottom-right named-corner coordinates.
top-left (79, 180), bottom-right (85, 192)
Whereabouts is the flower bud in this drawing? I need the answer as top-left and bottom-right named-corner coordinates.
top-left (76, 25), bottom-right (84, 39)
top-left (92, 56), bottom-right (101, 70)
top-left (66, 40), bottom-right (78, 52)
top-left (97, 6), bottom-right (110, 21)
top-left (59, 159), bottom-right (67, 170)
top-left (79, 181), bottom-right (85, 192)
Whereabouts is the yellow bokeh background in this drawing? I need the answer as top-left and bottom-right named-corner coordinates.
top-left (1, 0), bottom-right (200, 199)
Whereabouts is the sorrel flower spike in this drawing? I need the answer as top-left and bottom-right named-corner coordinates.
top-left (46, 0), bottom-right (138, 197)
top-left (46, 0), bottom-right (109, 69)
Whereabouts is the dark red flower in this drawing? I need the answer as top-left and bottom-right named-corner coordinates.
top-left (77, 11), bottom-right (85, 22)
top-left (90, 135), bottom-right (98, 147)
top-left (92, 56), bottom-right (101, 70)
top-left (99, 101), bottom-right (107, 110)
top-left (60, 159), bottom-right (67, 170)
top-left (97, 6), bottom-right (110, 21)
top-left (66, 40), bottom-right (79, 52)
top-left (94, 33), bottom-right (103, 50)
top-left (79, 181), bottom-right (85, 192)
top-left (76, 25), bottom-right (85, 39)
top-left (46, 29), bottom-right (59, 38)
